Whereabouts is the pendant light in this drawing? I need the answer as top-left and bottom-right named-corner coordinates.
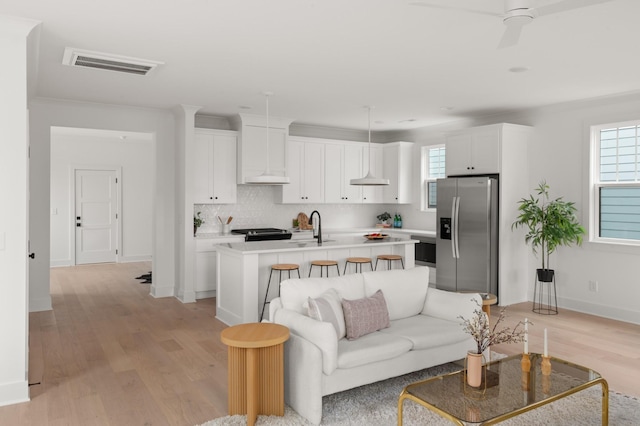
top-left (350, 106), bottom-right (389, 186)
top-left (245, 91), bottom-right (290, 185)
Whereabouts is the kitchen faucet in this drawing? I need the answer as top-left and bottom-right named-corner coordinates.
top-left (309, 210), bottom-right (322, 244)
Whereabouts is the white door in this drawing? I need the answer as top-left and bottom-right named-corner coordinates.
top-left (75, 169), bottom-right (118, 264)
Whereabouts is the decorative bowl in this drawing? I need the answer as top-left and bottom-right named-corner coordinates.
top-left (364, 233), bottom-right (388, 240)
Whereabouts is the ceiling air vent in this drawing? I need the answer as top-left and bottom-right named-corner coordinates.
top-left (62, 47), bottom-right (163, 76)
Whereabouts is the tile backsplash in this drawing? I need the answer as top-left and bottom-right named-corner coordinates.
top-left (194, 185), bottom-right (391, 233)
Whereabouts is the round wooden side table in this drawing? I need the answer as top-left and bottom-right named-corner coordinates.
top-left (481, 293), bottom-right (498, 317)
top-left (220, 323), bottom-right (289, 426)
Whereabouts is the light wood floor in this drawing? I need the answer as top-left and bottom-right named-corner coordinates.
top-left (1, 262), bottom-right (638, 425)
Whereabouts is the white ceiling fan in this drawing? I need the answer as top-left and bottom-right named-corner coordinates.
top-left (409, 0), bottom-right (616, 48)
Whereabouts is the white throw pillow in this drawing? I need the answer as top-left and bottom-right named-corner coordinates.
top-left (307, 288), bottom-right (346, 339)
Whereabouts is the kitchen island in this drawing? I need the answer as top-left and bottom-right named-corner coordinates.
top-left (215, 236), bottom-right (418, 326)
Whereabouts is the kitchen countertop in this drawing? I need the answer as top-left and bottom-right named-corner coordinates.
top-left (196, 227), bottom-right (435, 240)
top-left (216, 236), bottom-right (417, 254)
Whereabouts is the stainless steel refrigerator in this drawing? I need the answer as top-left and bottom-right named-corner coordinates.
top-left (436, 176), bottom-right (498, 295)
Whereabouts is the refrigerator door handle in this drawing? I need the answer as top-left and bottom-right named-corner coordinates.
top-left (450, 197), bottom-right (457, 259)
top-left (453, 196), bottom-right (461, 259)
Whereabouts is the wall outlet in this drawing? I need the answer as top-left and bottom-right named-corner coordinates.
top-left (588, 280), bottom-right (599, 292)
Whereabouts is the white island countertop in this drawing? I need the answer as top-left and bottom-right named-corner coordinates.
top-left (216, 236), bottom-right (417, 254)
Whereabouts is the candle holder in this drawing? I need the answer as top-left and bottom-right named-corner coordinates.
top-left (541, 355), bottom-right (552, 376)
top-left (542, 372), bottom-right (551, 395)
top-left (521, 353), bottom-right (531, 372)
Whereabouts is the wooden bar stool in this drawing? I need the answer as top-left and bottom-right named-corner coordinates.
top-left (261, 263), bottom-right (300, 321)
top-left (343, 257), bottom-right (373, 274)
top-left (308, 260), bottom-right (340, 277)
top-left (375, 254), bottom-right (405, 271)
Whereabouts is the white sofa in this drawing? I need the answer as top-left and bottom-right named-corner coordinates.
top-left (268, 266), bottom-right (482, 425)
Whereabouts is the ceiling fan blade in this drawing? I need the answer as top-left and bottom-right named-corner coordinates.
top-left (408, 1), bottom-right (501, 17)
top-left (535, 0), bottom-right (615, 17)
top-left (498, 24), bottom-right (523, 49)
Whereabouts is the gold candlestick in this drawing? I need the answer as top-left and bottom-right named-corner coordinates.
top-left (521, 353), bottom-right (531, 372)
top-left (541, 355), bottom-right (552, 376)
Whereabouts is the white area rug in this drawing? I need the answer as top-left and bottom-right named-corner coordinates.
top-left (200, 361), bottom-right (640, 426)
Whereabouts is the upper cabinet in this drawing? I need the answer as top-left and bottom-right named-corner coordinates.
top-left (445, 125), bottom-right (501, 176)
top-left (230, 113), bottom-right (294, 184)
top-left (382, 142), bottom-right (413, 204)
top-left (325, 142), bottom-right (363, 203)
top-left (278, 137), bottom-right (325, 203)
top-left (194, 129), bottom-right (237, 204)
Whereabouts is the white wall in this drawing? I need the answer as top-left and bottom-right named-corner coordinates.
top-left (29, 98), bottom-right (177, 305)
top-left (50, 128), bottom-right (153, 266)
top-left (0, 14), bottom-right (39, 407)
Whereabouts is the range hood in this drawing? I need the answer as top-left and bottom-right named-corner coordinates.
top-left (245, 172), bottom-right (290, 185)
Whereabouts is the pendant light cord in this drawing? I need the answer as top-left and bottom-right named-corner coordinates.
top-left (366, 106), bottom-right (372, 174)
top-left (264, 92), bottom-right (271, 174)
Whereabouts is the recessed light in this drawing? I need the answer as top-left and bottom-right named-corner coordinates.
top-left (440, 106), bottom-right (454, 112)
top-left (239, 105), bottom-right (252, 110)
top-left (374, 120), bottom-right (384, 124)
top-left (398, 118), bottom-right (417, 123)
top-left (509, 66), bottom-right (530, 73)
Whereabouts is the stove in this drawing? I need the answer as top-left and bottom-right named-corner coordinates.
top-left (231, 227), bottom-right (293, 242)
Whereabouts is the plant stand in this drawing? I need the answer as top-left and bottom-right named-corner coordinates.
top-left (532, 270), bottom-right (558, 315)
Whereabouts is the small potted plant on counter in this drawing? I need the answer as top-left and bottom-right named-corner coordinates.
top-left (376, 212), bottom-right (392, 228)
top-left (194, 212), bottom-right (204, 236)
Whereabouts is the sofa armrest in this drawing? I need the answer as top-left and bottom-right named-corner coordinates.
top-left (268, 297), bottom-right (284, 322)
top-left (422, 288), bottom-right (483, 323)
top-left (273, 308), bottom-right (338, 375)
top-left (283, 333), bottom-right (324, 425)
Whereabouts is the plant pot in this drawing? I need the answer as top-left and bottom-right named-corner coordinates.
top-left (466, 351), bottom-right (483, 387)
top-left (536, 269), bottom-right (555, 282)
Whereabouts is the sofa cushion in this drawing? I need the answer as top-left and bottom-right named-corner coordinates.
top-left (280, 274), bottom-right (366, 314)
top-left (342, 290), bottom-right (390, 340)
top-left (379, 315), bottom-right (470, 350)
top-left (422, 288), bottom-right (482, 323)
top-left (307, 288), bottom-right (346, 339)
top-left (362, 267), bottom-right (430, 320)
top-left (337, 331), bottom-right (413, 369)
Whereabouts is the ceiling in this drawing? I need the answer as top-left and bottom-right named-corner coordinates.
top-left (4, 0), bottom-right (640, 131)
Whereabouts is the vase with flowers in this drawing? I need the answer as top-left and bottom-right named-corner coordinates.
top-left (459, 301), bottom-right (528, 387)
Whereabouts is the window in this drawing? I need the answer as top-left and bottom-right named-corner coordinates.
top-left (421, 145), bottom-right (445, 210)
top-left (592, 121), bottom-right (640, 243)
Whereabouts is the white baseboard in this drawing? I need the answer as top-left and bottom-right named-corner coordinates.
top-left (0, 380), bottom-right (29, 408)
top-left (150, 285), bottom-right (174, 298)
top-left (50, 259), bottom-right (71, 267)
top-left (196, 290), bottom-right (216, 300)
top-left (177, 290), bottom-right (196, 304)
top-left (558, 296), bottom-right (640, 326)
top-left (29, 296), bottom-right (52, 312)
top-left (119, 255), bottom-right (152, 263)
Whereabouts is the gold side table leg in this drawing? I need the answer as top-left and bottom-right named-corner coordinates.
top-left (601, 379), bottom-right (609, 426)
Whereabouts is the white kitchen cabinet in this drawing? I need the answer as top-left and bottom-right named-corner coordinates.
top-left (445, 125), bottom-right (501, 176)
top-left (195, 236), bottom-right (244, 299)
top-left (325, 142), bottom-right (363, 203)
top-left (231, 113), bottom-right (294, 184)
top-left (278, 137), bottom-right (325, 203)
top-left (362, 144), bottom-right (384, 204)
top-left (382, 141), bottom-right (414, 204)
top-left (194, 129), bottom-right (237, 204)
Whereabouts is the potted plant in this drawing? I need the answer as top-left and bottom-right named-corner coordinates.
top-left (512, 181), bottom-right (585, 282)
top-left (194, 212), bottom-right (204, 236)
top-left (376, 212), bottom-right (391, 227)
top-left (459, 302), bottom-right (527, 387)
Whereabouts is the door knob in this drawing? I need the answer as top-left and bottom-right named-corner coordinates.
top-left (29, 253), bottom-right (35, 259)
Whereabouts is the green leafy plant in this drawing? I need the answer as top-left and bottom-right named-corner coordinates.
top-left (511, 181), bottom-right (585, 271)
top-left (194, 212), bottom-right (205, 229)
top-left (376, 212), bottom-right (391, 222)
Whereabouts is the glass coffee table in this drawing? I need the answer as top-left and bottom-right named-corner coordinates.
top-left (398, 353), bottom-right (608, 425)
